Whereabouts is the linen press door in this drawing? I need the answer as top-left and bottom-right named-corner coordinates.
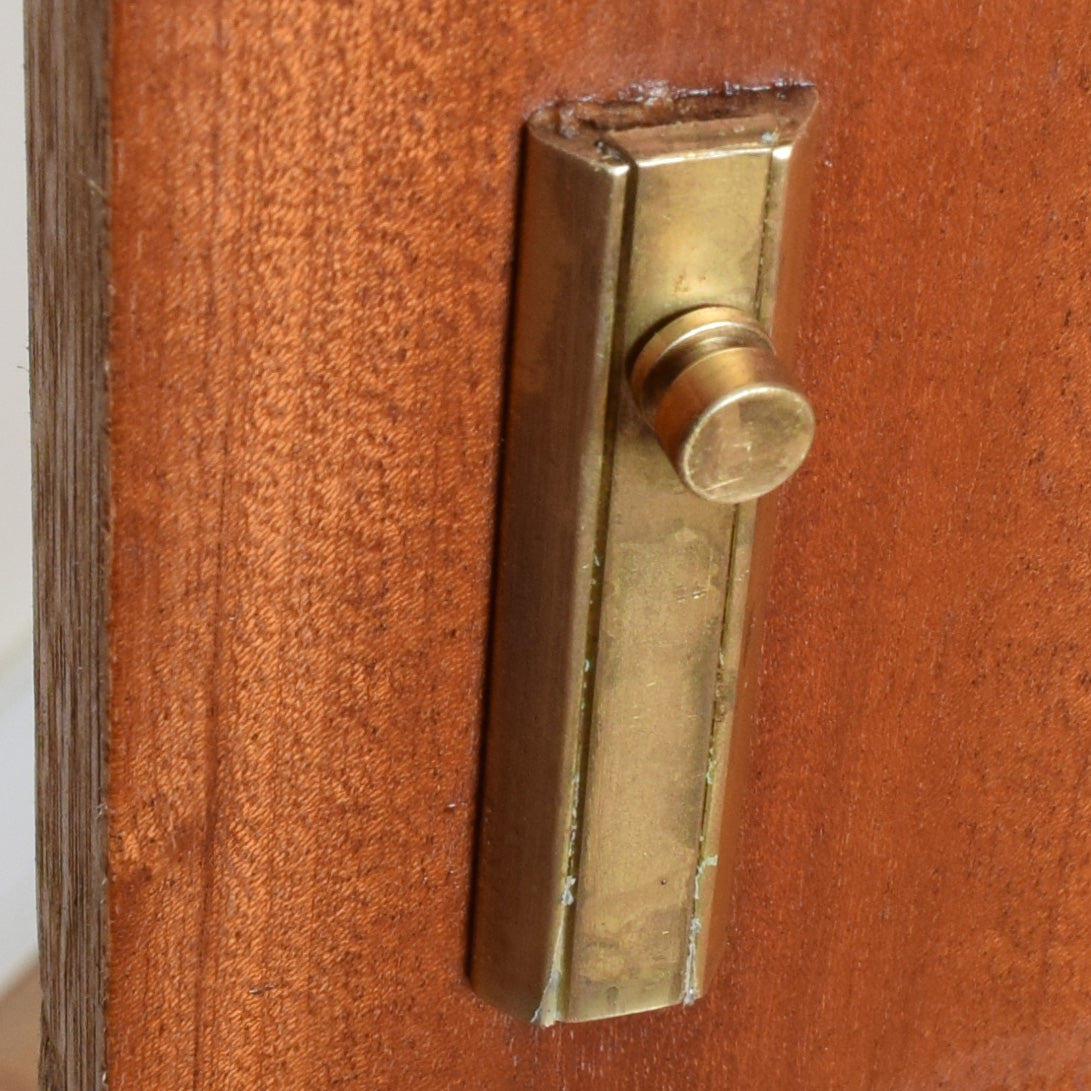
top-left (29, 0), bottom-right (1091, 1087)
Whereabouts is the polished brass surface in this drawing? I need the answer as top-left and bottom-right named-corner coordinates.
top-left (472, 85), bottom-right (818, 1026)
top-left (631, 307), bottom-right (815, 503)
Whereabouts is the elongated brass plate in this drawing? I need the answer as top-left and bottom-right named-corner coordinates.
top-left (473, 86), bottom-right (818, 1025)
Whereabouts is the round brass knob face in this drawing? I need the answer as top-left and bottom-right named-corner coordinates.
top-left (630, 307), bottom-right (815, 504)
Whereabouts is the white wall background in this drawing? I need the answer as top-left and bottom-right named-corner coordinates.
top-left (0, 0), bottom-right (37, 994)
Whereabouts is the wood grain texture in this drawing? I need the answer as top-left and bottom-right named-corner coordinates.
top-left (31, 0), bottom-right (1091, 1086)
top-left (26, 1), bottom-right (109, 1089)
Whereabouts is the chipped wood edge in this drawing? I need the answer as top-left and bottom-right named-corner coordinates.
top-left (26, 1), bottom-right (110, 1087)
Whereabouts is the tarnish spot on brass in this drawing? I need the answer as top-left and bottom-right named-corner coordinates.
top-left (533, 767), bottom-right (584, 1027)
top-left (683, 853), bottom-right (718, 1005)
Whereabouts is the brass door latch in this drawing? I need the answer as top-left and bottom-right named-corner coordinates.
top-left (473, 85), bottom-right (818, 1025)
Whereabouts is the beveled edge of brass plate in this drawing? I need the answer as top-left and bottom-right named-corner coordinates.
top-left (470, 121), bottom-right (629, 1026)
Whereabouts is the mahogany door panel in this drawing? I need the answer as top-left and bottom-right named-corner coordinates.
top-left (29, 0), bottom-right (1091, 1087)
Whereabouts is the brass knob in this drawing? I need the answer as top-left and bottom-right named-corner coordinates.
top-left (629, 307), bottom-right (815, 504)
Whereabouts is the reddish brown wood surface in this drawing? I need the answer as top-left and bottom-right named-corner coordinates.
top-left (32, 0), bottom-right (1091, 1086)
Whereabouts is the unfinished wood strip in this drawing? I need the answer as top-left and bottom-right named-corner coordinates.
top-left (26, 1), bottom-right (110, 1088)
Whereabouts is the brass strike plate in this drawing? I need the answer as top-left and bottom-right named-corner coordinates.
top-left (473, 86), bottom-right (818, 1025)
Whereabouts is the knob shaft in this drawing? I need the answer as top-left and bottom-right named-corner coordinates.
top-left (630, 307), bottom-right (815, 504)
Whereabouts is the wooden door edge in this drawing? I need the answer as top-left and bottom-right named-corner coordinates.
top-left (26, 1), bottom-right (111, 1088)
